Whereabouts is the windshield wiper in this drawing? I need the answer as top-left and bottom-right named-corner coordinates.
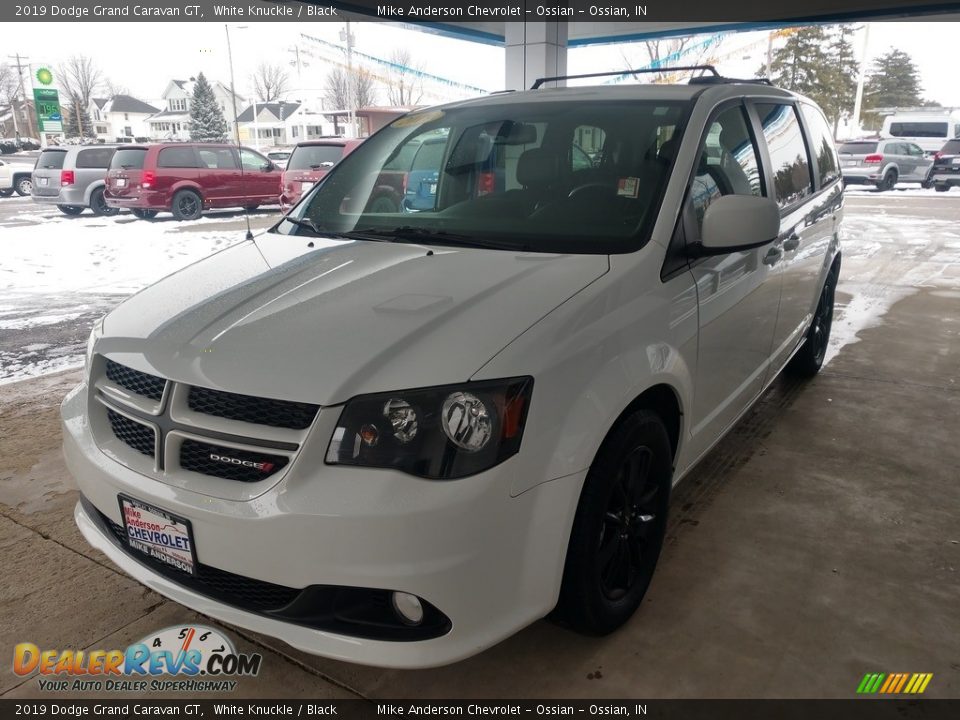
top-left (283, 215), bottom-right (324, 236)
top-left (281, 217), bottom-right (386, 243)
top-left (352, 226), bottom-right (527, 251)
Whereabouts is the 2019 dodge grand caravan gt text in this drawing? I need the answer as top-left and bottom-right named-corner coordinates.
top-left (64, 73), bottom-right (843, 669)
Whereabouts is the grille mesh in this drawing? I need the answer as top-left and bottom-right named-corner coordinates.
top-left (188, 385), bottom-right (318, 430)
top-left (107, 408), bottom-right (156, 457)
top-left (180, 439), bottom-right (287, 482)
top-left (105, 359), bottom-right (166, 401)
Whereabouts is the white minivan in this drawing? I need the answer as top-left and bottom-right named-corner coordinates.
top-left (881, 112), bottom-right (960, 156)
top-left (64, 71), bottom-right (843, 668)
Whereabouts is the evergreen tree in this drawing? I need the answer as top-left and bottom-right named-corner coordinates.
top-left (861, 49), bottom-right (925, 130)
top-left (764, 25), bottom-right (859, 133)
top-left (63, 94), bottom-right (95, 139)
top-left (189, 72), bottom-right (229, 142)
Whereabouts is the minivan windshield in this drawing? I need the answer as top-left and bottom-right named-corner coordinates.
top-left (287, 145), bottom-right (344, 171)
top-left (111, 148), bottom-right (147, 170)
top-left (275, 100), bottom-right (690, 254)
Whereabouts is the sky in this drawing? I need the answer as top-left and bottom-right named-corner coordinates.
top-left (7, 20), bottom-right (960, 110)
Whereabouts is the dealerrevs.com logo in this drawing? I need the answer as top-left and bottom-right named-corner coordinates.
top-left (13, 625), bottom-right (262, 693)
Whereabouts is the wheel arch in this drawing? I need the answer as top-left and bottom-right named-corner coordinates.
top-left (84, 180), bottom-right (106, 205)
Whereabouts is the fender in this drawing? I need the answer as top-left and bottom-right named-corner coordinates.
top-left (168, 180), bottom-right (204, 206)
top-left (83, 180), bottom-right (106, 206)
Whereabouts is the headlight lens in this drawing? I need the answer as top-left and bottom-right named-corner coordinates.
top-left (326, 377), bottom-right (533, 479)
top-left (85, 318), bottom-right (104, 376)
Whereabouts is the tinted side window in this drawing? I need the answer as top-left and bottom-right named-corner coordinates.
top-left (239, 149), bottom-right (269, 171)
top-left (76, 148), bottom-right (115, 169)
top-left (689, 105), bottom-right (763, 231)
top-left (756, 103), bottom-right (813, 208)
top-left (158, 147), bottom-right (199, 168)
top-left (198, 148), bottom-right (239, 169)
top-left (800, 105), bottom-right (839, 187)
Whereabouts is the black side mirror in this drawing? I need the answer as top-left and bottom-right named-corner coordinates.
top-left (261, 162), bottom-right (274, 172)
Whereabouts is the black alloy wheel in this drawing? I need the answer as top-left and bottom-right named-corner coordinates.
top-left (91, 187), bottom-right (119, 217)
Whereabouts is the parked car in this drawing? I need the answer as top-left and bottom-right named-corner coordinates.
top-left (0, 159), bottom-right (13, 196)
top-left (0, 138), bottom-right (18, 154)
top-left (929, 138), bottom-right (960, 192)
top-left (104, 143), bottom-right (282, 220)
top-left (279, 138), bottom-right (363, 212)
top-left (837, 139), bottom-right (933, 190)
top-left (31, 145), bottom-right (118, 216)
top-left (266, 150), bottom-right (292, 169)
top-left (66, 74), bottom-right (843, 668)
top-left (880, 112), bottom-right (960, 156)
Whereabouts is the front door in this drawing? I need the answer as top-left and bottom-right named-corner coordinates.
top-left (686, 103), bottom-right (783, 461)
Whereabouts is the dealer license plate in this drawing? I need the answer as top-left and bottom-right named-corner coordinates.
top-left (843, 160), bottom-right (858, 167)
top-left (301, 181), bottom-right (314, 192)
top-left (952, 158), bottom-right (960, 165)
top-left (115, 178), bottom-right (127, 187)
top-left (119, 495), bottom-right (196, 575)
top-left (38, 177), bottom-right (48, 186)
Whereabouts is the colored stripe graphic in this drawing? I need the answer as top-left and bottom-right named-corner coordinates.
top-left (857, 672), bottom-right (933, 694)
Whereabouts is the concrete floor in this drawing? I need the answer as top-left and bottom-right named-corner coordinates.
top-left (1, 195), bottom-right (958, 698)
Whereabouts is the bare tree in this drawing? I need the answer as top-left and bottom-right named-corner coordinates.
top-left (104, 77), bottom-right (130, 97)
top-left (57, 55), bottom-right (104, 108)
top-left (251, 62), bottom-right (291, 103)
top-left (620, 36), bottom-right (719, 84)
top-left (0, 63), bottom-right (17, 107)
top-left (323, 67), bottom-right (377, 110)
top-left (385, 48), bottom-right (423, 106)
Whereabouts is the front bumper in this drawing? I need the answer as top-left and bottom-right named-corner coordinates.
top-left (62, 383), bottom-right (582, 668)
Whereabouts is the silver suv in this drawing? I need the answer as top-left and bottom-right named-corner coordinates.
top-left (838, 139), bottom-right (933, 191)
top-left (31, 145), bottom-right (119, 216)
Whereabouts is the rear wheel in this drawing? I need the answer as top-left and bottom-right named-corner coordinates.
top-left (57, 205), bottom-right (84, 216)
top-left (787, 266), bottom-right (838, 377)
top-left (15, 177), bottom-right (32, 196)
top-left (171, 189), bottom-right (202, 221)
top-left (244, 204), bottom-right (259, 212)
top-left (131, 209), bottom-right (158, 219)
top-left (877, 169), bottom-right (897, 191)
top-left (90, 187), bottom-right (119, 217)
top-left (935, 184), bottom-right (949, 193)
top-left (367, 194), bottom-right (399, 213)
top-left (0, 188), bottom-right (13, 198)
top-left (556, 410), bottom-right (672, 635)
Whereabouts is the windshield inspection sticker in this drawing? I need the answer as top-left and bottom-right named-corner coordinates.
top-left (617, 177), bottom-right (640, 198)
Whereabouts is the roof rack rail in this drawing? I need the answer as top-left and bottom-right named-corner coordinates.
top-left (688, 76), bottom-right (773, 86)
top-left (530, 65), bottom-right (719, 90)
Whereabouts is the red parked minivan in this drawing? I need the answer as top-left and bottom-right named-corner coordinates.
top-left (105, 143), bottom-right (282, 220)
top-left (280, 138), bottom-right (363, 213)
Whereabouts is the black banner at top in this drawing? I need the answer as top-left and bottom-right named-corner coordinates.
top-left (4, 0), bottom-right (960, 24)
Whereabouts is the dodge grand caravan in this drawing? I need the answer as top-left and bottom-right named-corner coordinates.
top-left (65, 71), bottom-right (843, 668)
top-left (105, 143), bottom-right (282, 220)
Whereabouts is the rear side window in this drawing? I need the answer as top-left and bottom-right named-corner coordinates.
top-left (287, 145), bottom-right (343, 171)
top-left (689, 104), bottom-right (764, 231)
top-left (76, 148), bottom-right (115, 169)
top-left (111, 148), bottom-right (147, 170)
top-left (198, 148), bottom-right (239, 169)
top-left (37, 150), bottom-right (66, 169)
top-left (158, 147), bottom-right (199, 168)
top-left (889, 122), bottom-right (947, 138)
top-left (800, 105), bottom-right (840, 187)
top-left (839, 142), bottom-right (878, 154)
top-left (755, 103), bottom-right (813, 208)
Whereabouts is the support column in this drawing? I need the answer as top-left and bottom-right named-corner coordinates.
top-left (505, 22), bottom-right (569, 91)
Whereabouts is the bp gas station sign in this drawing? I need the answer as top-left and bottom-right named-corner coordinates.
top-left (34, 88), bottom-right (63, 133)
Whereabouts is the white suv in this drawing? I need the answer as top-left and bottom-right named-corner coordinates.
top-left (64, 71), bottom-right (843, 668)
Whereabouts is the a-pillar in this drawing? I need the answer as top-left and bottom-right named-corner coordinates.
top-left (505, 22), bottom-right (569, 91)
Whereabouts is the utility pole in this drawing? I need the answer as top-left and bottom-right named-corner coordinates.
top-left (851, 23), bottom-right (871, 136)
top-left (6, 53), bottom-right (31, 144)
top-left (224, 24), bottom-right (242, 145)
top-left (341, 22), bottom-right (356, 138)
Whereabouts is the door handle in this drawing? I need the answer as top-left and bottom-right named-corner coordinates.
top-left (783, 233), bottom-right (801, 251)
top-left (762, 247), bottom-right (782, 266)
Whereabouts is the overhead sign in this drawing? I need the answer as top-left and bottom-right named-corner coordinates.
top-left (33, 88), bottom-right (63, 133)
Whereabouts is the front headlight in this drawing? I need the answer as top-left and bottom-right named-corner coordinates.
top-left (84, 317), bottom-right (104, 377)
top-left (325, 377), bottom-right (533, 479)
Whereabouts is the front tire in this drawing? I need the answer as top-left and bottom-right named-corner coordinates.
top-left (90, 187), bottom-right (119, 217)
top-left (556, 410), bottom-right (672, 635)
top-left (15, 177), bottom-right (32, 196)
top-left (787, 266), bottom-right (838, 377)
top-left (0, 188), bottom-right (13, 197)
top-left (171, 189), bottom-right (202, 221)
top-left (57, 205), bottom-right (84, 216)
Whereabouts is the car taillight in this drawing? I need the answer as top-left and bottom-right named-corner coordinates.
top-left (60, 170), bottom-right (75, 186)
top-left (864, 154), bottom-right (883, 164)
top-left (933, 151), bottom-right (943, 161)
top-left (142, 171), bottom-right (155, 189)
top-left (477, 171), bottom-right (495, 197)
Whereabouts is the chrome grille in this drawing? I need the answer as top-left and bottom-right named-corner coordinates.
top-left (187, 385), bottom-right (319, 430)
top-left (105, 359), bottom-right (166, 401)
top-left (106, 408), bottom-right (155, 457)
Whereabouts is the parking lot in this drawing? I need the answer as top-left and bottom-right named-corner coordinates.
top-left (1, 188), bottom-right (958, 698)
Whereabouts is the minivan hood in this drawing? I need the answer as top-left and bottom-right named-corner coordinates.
top-left (100, 235), bottom-right (608, 405)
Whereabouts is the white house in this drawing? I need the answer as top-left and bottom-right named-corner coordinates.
top-left (147, 78), bottom-right (245, 141)
top-left (88, 95), bottom-right (160, 143)
top-left (236, 101), bottom-right (341, 147)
